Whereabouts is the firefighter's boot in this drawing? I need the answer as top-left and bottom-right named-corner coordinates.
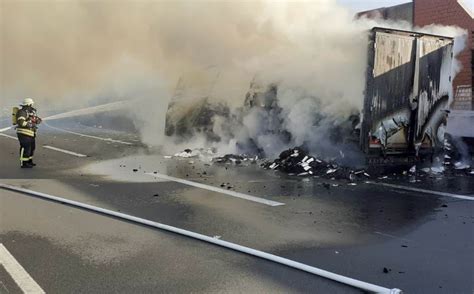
top-left (21, 162), bottom-right (33, 168)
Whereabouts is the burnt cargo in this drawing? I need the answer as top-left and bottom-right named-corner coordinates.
top-left (360, 27), bottom-right (454, 164)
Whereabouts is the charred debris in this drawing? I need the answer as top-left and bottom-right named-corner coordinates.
top-left (172, 145), bottom-right (473, 185)
top-left (262, 146), bottom-right (473, 181)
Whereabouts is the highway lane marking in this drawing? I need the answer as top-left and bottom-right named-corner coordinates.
top-left (0, 126), bottom-right (12, 132)
top-left (44, 122), bottom-right (133, 145)
top-left (0, 133), bottom-right (18, 140)
top-left (369, 182), bottom-right (474, 201)
top-left (43, 145), bottom-right (88, 157)
top-left (145, 172), bottom-right (285, 207)
top-left (0, 183), bottom-right (401, 293)
top-left (374, 232), bottom-right (411, 242)
top-left (0, 134), bottom-right (88, 158)
top-left (0, 244), bottom-right (45, 294)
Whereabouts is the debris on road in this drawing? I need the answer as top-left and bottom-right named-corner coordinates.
top-left (260, 147), bottom-right (473, 185)
top-left (164, 145), bottom-right (472, 190)
top-left (454, 161), bottom-right (470, 170)
top-left (213, 154), bottom-right (257, 165)
top-left (171, 148), bottom-right (217, 161)
top-left (262, 147), bottom-right (370, 181)
top-left (213, 154), bottom-right (244, 164)
top-left (219, 182), bottom-right (234, 190)
top-left (431, 166), bottom-right (445, 174)
top-left (174, 149), bottom-right (198, 158)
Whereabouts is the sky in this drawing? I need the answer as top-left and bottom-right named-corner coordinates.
top-left (336, 0), bottom-right (412, 12)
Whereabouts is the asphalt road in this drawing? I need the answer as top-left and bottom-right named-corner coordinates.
top-left (0, 119), bottom-right (473, 293)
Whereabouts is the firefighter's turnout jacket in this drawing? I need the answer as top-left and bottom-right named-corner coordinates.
top-left (16, 106), bottom-right (38, 137)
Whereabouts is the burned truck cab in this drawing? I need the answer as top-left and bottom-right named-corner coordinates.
top-left (360, 27), bottom-right (455, 165)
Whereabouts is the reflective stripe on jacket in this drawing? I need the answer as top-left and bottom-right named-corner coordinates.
top-left (16, 108), bottom-right (36, 137)
top-left (17, 128), bottom-right (35, 137)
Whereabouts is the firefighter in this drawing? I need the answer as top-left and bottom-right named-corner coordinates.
top-left (16, 98), bottom-right (42, 168)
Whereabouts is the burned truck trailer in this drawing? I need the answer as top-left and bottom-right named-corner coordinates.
top-left (360, 27), bottom-right (455, 164)
top-left (165, 27), bottom-right (456, 163)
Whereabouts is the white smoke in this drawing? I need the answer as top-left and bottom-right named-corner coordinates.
top-left (0, 0), bottom-right (467, 157)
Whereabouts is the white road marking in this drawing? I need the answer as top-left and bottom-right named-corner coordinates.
top-left (0, 133), bottom-right (17, 140)
top-left (43, 145), bottom-right (87, 157)
top-left (44, 122), bottom-right (133, 145)
top-left (369, 182), bottom-right (474, 201)
top-left (0, 244), bottom-right (45, 294)
top-left (0, 134), bottom-right (88, 159)
top-left (0, 183), bottom-right (401, 293)
top-left (145, 172), bottom-right (285, 207)
top-left (0, 126), bottom-right (12, 132)
top-left (374, 231), bottom-right (411, 242)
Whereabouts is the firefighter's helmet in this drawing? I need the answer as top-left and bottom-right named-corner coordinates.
top-left (21, 98), bottom-right (34, 106)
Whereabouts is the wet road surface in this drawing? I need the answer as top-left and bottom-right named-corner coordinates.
top-left (0, 119), bottom-right (473, 293)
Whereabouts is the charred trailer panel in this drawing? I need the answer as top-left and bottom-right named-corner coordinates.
top-left (415, 36), bottom-right (454, 149)
top-left (360, 27), bottom-right (454, 164)
top-left (361, 28), bottom-right (416, 156)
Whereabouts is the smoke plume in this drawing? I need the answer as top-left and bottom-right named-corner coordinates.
top-left (0, 0), bottom-right (467, 157)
